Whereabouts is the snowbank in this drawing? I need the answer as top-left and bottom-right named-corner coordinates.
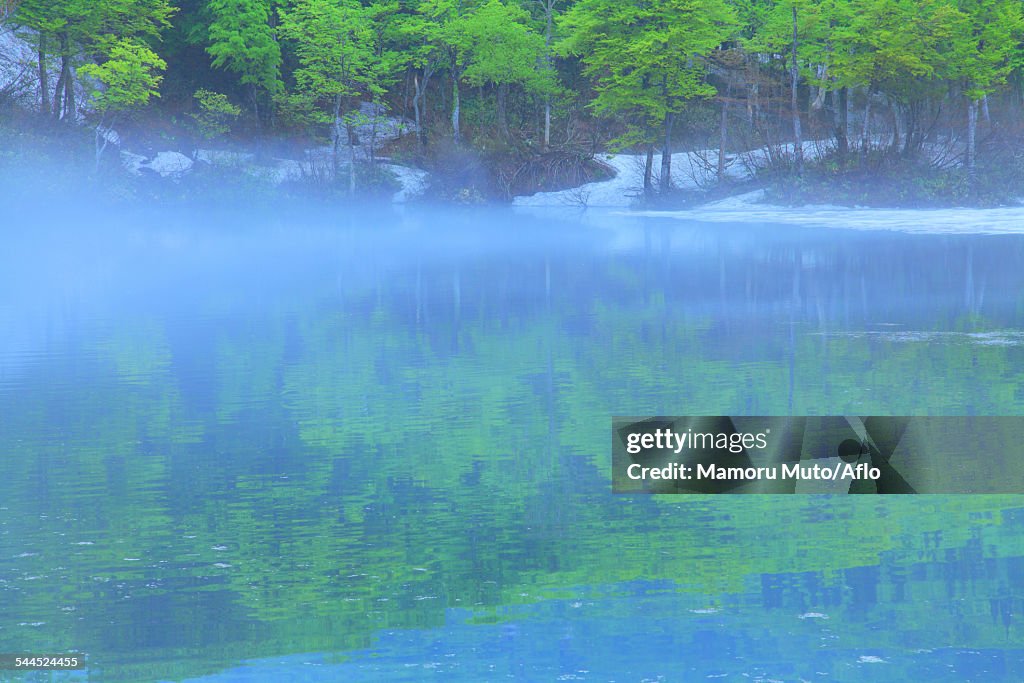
top-left (514, 142), bottom-right (826, 208)
top-left (630, 200), bottom-right (1024, 235)
top-left (384, 163), bottom-right (428, 203)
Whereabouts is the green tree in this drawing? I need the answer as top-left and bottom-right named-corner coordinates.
top-left (950, 0), bottom-right (1023, 173)
top-left (828, 0), bottom-right (960, 156)
top-left (79, 38), bottom-right (166, 169)
top-left (459, 0), bottom-right (549, 141)
top-left (418, 0), bottom-right (475, 145)
top-left (747, 0), bottom-right (832, 172)
top-left (561, 0), bottom-right (737, 193)
top-left (189, 88), bottom-right (241, 146)
top-left (12, 0), bottom-right (172, 120)
top-left (278, 0), bottom-right (396, 192)
top-left (205, 0), bottom-right (282, 125)
top-left (394, 3), bottom-right (444, 146)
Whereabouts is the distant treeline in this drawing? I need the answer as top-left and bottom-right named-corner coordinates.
top-left (3, 0), bottom-right (1024, 194)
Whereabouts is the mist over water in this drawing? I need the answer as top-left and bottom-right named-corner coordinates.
top-left (2, 202), bottom-right (1024, 681)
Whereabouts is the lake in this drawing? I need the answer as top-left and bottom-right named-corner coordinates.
top-left (1, 203), bottom-right (1023, 681)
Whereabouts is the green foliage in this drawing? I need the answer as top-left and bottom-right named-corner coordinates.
top-left (952, 0), bottom-right (1024, 101)
top-left (79, 39), bottom-right (166, 113)
top-left (277, 0), bottom-right (383, 117)
top-left (560, 0), bottom-right (738, 147)
top-left (205, 0), bottom-right (282, 94)
top-left (190, 88), bottom-right (241, 139)
top-left (458, 0), bottom-right (549, 94)
top-left (11, 0), bottom-right (173, 119)
top-left (12, 0), bottom-right (1024, 198)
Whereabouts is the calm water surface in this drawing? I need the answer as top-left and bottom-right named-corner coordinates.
top-left (1, 205), bottom-right (1023, 681)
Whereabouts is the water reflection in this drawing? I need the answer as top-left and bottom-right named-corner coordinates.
top-left (0, 206), bottom-right (1023, 681)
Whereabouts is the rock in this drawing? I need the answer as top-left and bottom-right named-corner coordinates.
top-left (352, 101), bottom-right (415, 149)
top-left (0, 28), bottom-right (37, 107)
top-left (143, 151), bottom-right (193, 179)
top-left (1, 28), bottom-right (90, 120)
top-left (195, 149), bottom-right (255, 166)
top-left (384, 164), bottom-right (428, 203)
top-left (120, 150), bottom-right (147, 176)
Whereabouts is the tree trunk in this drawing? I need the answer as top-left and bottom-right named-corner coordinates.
top-left (902, 100), bottom-right (916, 157)
top-left (496, 82), bottom-right (509, 140)
top-left (94, 115), bottom-right (114, 173)
top-left (836, 87), bottom-right (849, 157)
top-left (544, 100), bottom-right (551, 151)
top-left (52, 63), bottom-right (65, 120)
top-left (790, 6), bottom-right (803, 174)
top-left (659, 112), bottom-right (673, 192)
top-left (37, 34), bottom-right (49, 117)
top-left (348, 121), bottom-right (357, 194)
top-left (412, 74), bottom-right (421, 136)
top-left (966, 98), bottom-right (978, 175)
top-left (451, 66), bottom-right (461, 145)
top-left (811, 65), bottom-right (827, 110)
top-left (748, 62), bottom-right (759, 124)
top-left (251, 84), bottom-right (260, 134)
top-left (332, 94), bottom-right (342, 181)
top-left (63, 58), bottom-right (74, 121)
top-left (56, 32), bottom-right (74, 122)
top-left (860, 85), bottom-right (873, 159)
top-left (890, 101), bottom-right (900, 153)
top-left (643, 144), bottom-right (654, 197)
top-left (543, 0), bottom-right (553, 150)
top-left (413, 66), bottom-right (432, 146)
top-left (718, 97), bottom-right (729, 182)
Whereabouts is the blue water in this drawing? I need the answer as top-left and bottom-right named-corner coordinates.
top-left (1, 204), bottom-right (1023, 681)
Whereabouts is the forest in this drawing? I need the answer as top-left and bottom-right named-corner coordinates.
top-left (2, 0), bottom-right (1024, 205)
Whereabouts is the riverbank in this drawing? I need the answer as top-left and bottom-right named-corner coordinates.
top-left (514, 142), bottom-right (1024, 211)
top-left (4, 112), bottom-right (1022, 212)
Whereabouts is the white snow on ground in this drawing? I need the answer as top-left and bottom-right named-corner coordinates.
top-left (143, 151), bottom-right (194, 178)
top-left (195, 149), bottom-right (255, 166)
top-left (513, 142), bottom-right (826, 208)
top-left (119, 150), bottom-right (148, 176)
top-left (385, 163), bottom-right (428, 203)
top-left (631, 194), bottom-right (1024, 235)
top-left (513, 139), bottom-right (1024, 235)
top-left (121, 150), bottom-right (194, 178)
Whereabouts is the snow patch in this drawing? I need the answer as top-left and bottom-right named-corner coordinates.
top-left (514, 142), bottom-right (824, 208)
top-left (142, 151), bottom-right (193, 178)
top-left (631, 203), bottom-right (1024, 235)
top-left (195, 149), bottom-right (256, 166)
top-left (120, 150), bottom-right (148, 176)
top-left (385, 163), bottom-right (428, 203)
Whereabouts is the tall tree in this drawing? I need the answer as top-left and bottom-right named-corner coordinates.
top-left (79, 38), bottom-right (166, 169)
top-left (418, 0), bottom-right (473, 145)
top-left (395, 4), bottom-right (444, 146)
top-left (12, 0), bottom-right (172, 121)
top-left (829, 0), bottom-right (958, 155)
top-left (279, 0), bottom-right (396, 192)
top-left (459, 0), bottom-right (548, 141)
top-left (951, 0), bottom-right (1023, 173)
top-left (205, 0), bottom-right (282, 125)
top-left (561, 0), bottom-right (737, 193)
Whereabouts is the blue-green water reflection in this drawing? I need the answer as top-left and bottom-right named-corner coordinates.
top-left (1, 206), bottom-right (1023, 681)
